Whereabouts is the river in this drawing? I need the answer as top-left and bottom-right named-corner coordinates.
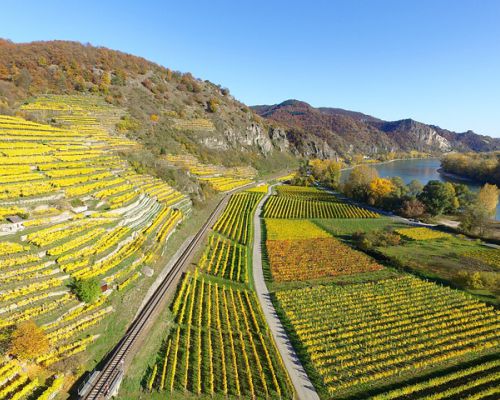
top-left (340, 158), bottom-right (500, 220)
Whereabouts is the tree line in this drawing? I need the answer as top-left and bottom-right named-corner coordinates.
top-left (441, 152), bottom-right (500, 185)
top-left (294, 159), bottom-right (499, 237)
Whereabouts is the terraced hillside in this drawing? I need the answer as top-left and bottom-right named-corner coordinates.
top-left (165, 154), bottom-right (256, 192)
top-left (0, 95), bottom-right (196, 398)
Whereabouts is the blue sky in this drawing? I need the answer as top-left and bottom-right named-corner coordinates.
top-left (1, 0), bottom-right (499, 136)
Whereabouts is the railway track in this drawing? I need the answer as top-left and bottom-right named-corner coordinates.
top-left (78, 190), bottom-right (236, 399)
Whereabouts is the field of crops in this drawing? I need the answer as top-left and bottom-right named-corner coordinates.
top-left (265, 219), bottom-right (331, 240)
top-left (172, 118), bottom-right (215, 132)
top-left (371, 356), bottom-right (500, 400)
top-left (263, 195), bottom-right (379, 219)
top-left (247, 184), bottom-right (269, 193)
top-left (265, 208), bottom-right (383, 283)
top-left (149, 272), bottom-right (291, 397)
top-left (463, 248), bottom-right (500, 269)
top-left (267, 237), bottom-right (383, 282)
top-left (275, 185), bottom-right (340, 202)
top-left (0, 361), bottom-right (65, 400)
top-left (199, 176), bottom-right (253, 191)
top-left (260, 184), bottom-right (500, 399)
top-left (148, 189), bottom-right (293, 398)
top-left (396, 227), bottom-right (452, 241)
top-left (276, 276), bottom-right (500, 397)
top-left (0, 95), bottom-right (192, 397)
top-left (199, 234), bottom-right (248, 283)
top-left (213, 192), bottom-right (263, 244)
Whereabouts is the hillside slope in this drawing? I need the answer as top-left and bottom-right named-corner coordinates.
top-left (253, 100), bottom-right (500, 155)
top-left (0, 39), bottom-right (294, 172)
top-left (1, 39), bottom-right (499, 166)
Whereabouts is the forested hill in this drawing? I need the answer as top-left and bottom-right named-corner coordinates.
top-left (252, 100), bottom-right (500, 155)
top-left (0, 39), bottom-right (499, 168)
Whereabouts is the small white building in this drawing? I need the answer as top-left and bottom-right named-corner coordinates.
top-left (0, 215), bottom-right (25, 234)
top-left (71, 205), bottom-right (88, 214)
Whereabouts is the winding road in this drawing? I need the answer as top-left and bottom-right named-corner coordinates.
top-left (252, 186), bottom-right (320, 400)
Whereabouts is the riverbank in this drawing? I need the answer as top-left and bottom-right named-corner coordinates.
top-left (437, 168), bottom-right (479, 183)
top-left (438, 168), bottom-right (500, 188)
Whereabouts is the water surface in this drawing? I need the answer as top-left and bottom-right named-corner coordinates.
top-left (340, 158), bottom-right (500, 220)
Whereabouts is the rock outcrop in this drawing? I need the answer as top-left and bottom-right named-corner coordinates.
top-left (252, 100), bottom-right (500, 157)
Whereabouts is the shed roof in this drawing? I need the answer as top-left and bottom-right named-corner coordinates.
top-left (6, 215), bottom-right (23, 223)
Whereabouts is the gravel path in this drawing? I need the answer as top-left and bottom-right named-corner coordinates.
top-left (252, 186), bottom-right (320, 400)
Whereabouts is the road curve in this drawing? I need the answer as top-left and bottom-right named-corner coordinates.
top-left (252, 186), bottom-right (320, 400)
top-left (78, 189), bottom-right (239, 400)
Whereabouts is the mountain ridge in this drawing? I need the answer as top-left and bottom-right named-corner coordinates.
top-left (251, 100), bottom-right (500, 155)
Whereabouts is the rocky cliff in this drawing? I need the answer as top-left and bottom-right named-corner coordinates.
top-left (252, 100), bottom-right (500, 156)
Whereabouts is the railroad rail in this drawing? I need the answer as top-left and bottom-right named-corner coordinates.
top-left (78, 190), bottom-right (236, 399)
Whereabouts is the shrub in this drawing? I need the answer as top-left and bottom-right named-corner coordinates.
top-left (116, 115), bottom-right (141, 132)
top-left (70, 198), bottom-right (84, 207)
top-left (467, 272), bottom-right (485, 289)
top-left (396, 227), bottom-right (451, 241)
top-left (73, 278), bottom-right (101, 303)
top-left (352, 229), bottom-right (401, 250)
top-left (457, 270), bottom-right (492, 290)
top-left (207, 98), bottom-right (219, 113)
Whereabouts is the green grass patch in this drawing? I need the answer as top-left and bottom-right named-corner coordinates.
top-left (313, 217), bottom-right (404, 237)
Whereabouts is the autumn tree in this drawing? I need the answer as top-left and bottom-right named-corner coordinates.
top-left (477, 183), bottom-right (499, 217)
top-left (74, 75), bottom-right (86, 91)
top-left (460, 204), bottom-right (491, 236)
top-left (351, 154), bottom-right (365, 165)
top-left (399, 198), bottom-right (426, 218)
top-left (343, 165), bottom-right (379, 201)
top-left (310, 159), bottom-right (342, 188)
top-left (441, 153), bottom-right (499, 185)
top-left (9, 321), bottom-right (49, 360)
top-left (460, 183), bottom-right (499, 236)
top-left (112, 68), bottom-right (126, 85)
top-left (418, 181), bottom-right (458, 216)
top-left (99, 71), bottom-right (111, 93)
top-left (407, 179), bottom-right (424, 197)
top-left (13, 68), bottom-right (32, 90)
top-left (368, 178), bottom-right (395, 206)
top-left (0, 64), bottom-right (9, 80)
top-left (390, 176), bottom-right (409, 199)
top-left (165, 68), bottom-right (173, 82)
top-left (291, 160), bottom-right (314, 186)
top-left (453, 183), bottom-right (475, 208)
